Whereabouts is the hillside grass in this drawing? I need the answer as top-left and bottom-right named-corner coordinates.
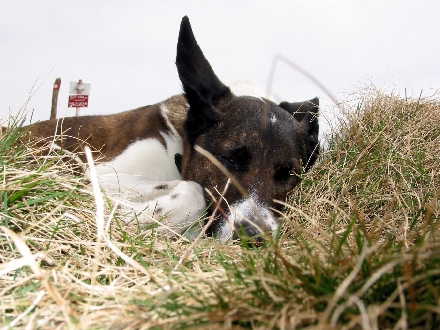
top-left (1, 87), bottom-right (439, 329)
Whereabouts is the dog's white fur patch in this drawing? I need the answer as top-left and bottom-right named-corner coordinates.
top-left (222, 80), bottom-right (277, 102)
top-left (94, 136), bottom-right (181, 180)
top-left (218, 193), bottom-right (280, 241)
top-left (94, 104), bottom-right (182, 180)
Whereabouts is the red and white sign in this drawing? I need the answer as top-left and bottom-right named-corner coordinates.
top-left (68, 95), bottom-right (89, 108)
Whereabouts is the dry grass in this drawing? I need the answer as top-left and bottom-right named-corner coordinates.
top-left (1, 87), bottom-right (439, 329)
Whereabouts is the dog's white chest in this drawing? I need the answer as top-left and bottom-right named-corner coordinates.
top-left (94, 103), bottom-right (184, 180)
top-left (95, 133), bottom-right (183, 181)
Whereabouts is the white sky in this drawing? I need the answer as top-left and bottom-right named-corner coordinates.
top-left (1, 0), bottom-right (439, 135)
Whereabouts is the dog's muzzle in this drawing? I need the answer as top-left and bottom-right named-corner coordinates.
top-left (217, 194), bottom-right (280, 242)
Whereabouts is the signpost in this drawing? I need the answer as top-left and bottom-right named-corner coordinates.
top-left (68, 80), bottom-right (91, 116)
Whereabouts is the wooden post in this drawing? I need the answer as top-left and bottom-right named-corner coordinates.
top-left (50, 78), bottom-right (61, 120)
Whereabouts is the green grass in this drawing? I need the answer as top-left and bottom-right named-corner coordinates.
top-left (0, 87), bottom-right (439, 329)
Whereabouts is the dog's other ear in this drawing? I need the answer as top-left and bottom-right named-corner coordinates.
top-left (279, 97), bottom-right (319, 122)
top-left (279, 97), bottom-right (320, 171)
top-left (176, 16), bottom-right (232, 145)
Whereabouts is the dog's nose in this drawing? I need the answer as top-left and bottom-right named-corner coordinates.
top-left (233, 220), bottom-right (266, 245)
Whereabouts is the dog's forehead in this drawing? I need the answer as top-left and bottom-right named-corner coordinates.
top-left (212, 96), bottom-right (303, 151)
top-left (219, 96), bottom-right (296, 129)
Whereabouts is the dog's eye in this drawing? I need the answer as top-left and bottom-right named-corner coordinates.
top-left (218, 147), bottom-right (251, 172)
top-left (219, 155), bottom-right (247, 172)
top-left (274, 166), bottom-right (293, 182)
top-left (219, 155), bottom-right (239, 170)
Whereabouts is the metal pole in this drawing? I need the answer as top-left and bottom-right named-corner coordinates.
top-left (75, 79), bottom-right (84, 116)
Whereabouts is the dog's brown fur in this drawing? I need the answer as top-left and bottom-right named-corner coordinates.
top-left (13, 94), bottom-right (189, 163)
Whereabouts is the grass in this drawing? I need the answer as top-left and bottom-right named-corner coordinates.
top-left (0, 86), bottom-right (439, 329)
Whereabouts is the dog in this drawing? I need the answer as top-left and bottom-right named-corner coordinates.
top-left (6, 16), bottom-right (319, 242)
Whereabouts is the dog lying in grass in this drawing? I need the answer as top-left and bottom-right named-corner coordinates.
top-left (4, 16), bottom-right (320, 242)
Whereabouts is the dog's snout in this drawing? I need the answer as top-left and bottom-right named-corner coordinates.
top-left (218, 194), bottom-right (280, 242)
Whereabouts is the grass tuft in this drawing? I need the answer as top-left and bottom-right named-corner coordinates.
top-left (1, 87), bottom-right (439, 329)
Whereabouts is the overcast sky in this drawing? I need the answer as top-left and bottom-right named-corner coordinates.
top-left (1, 1), bottom-right (439, 137)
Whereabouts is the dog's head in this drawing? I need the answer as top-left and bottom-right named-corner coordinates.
top-left (176, 16), bottom-right (319, 242)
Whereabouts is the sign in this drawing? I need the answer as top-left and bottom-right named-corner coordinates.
top-left (68, 95), bottom-right (89, 108)
top-left (69, 81), bottom-right (91, 95)
top-left (68, 79), bottom-right (91, 115)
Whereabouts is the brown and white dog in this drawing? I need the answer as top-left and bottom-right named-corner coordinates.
top-left (8, 16), bottom-right (320, 242)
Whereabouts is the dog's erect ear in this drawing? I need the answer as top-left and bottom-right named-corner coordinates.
top-left (279, 97), bottom-right (320, 171)
top-left (176, 16), bottom-right (230, 106)
top-left (176, 16), bottom-right (232, 145)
